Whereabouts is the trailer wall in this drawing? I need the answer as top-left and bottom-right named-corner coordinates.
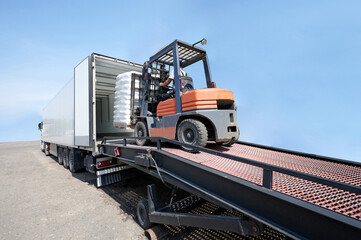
top-left (42, 78), bottom-right (75, 146)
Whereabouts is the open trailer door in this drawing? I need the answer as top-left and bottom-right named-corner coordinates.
top-left (74, 56), bottom-right (93, 147)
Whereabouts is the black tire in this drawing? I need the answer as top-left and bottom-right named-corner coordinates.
top-left (217, 139), bottom-right (236, 147)
top-left (58, 148), bottom-right (63, 165)
top-left (41, 141), bottom-right (45, 152)
top-left (136, 200), bottom-right (153, 229)
top-left (68, 149), bottom-right (76, 173)
top-left (63, 148), bottom-right (69, 169)
top-left (135, 121), bottom-right (150, 146)
top-left (177, 119), bottom-right (208, 151)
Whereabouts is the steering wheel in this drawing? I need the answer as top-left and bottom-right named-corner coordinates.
top-left (160, 85), bottom-right (174, 93)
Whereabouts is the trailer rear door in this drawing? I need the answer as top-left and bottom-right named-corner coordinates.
top-left (74, 57), bottom-right (92, 146)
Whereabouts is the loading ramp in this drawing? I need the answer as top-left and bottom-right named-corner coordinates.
top-left (99, 137), bottom-right (361, 239)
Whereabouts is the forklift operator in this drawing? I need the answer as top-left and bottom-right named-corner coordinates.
top-left (159, 60), bottom-right (187, 88)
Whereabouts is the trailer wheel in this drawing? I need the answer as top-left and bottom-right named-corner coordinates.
top-left (63, 148), bottom-right (69, 169)
top-left (135, 121), bottom-right (150, 146)
top-left (68, 149), bottom-right (76, 173)
top-left (177, 119), bottom-right (208, 151)
top-left (41, 141), bottom-right (45, 152)
top-left (136, 200), bottom-right (153, 229)
top-left (58, 148), bottom-right (63, 165)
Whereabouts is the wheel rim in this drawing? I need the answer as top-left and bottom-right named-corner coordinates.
top-left (184, 127), bottom-right (195, 143)
top-left (137, 128), bottom-right (144, 137)
top-left (135, 122), bottom-right (149, 146)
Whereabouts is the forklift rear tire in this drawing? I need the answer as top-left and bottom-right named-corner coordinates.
top-left (58, 148), bottom-right (63, 165)
top-left (135, 121), bottom-right (150, 146)
top-left (177, 119), bottom-right (208, 151)
top-left (217, 139), bottom-right (236, 147)
top-left (136, 200), bottom-right (154, 229)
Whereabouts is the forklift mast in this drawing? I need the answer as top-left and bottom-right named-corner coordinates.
top-left (140, 40), bottom-right (213, 117)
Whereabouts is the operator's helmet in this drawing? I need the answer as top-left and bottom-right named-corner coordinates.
top-left (179, 60), bottom-right (183, 68)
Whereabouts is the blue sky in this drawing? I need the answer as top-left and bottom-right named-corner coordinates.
top-left (0, 1), bottom-right (360, 162)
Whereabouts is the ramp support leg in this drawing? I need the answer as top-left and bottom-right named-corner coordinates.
top-left (146, 184), bottom-right (263, 236)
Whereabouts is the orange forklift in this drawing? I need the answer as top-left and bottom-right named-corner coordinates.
top-left (134, 40), bottom-right (239, 150)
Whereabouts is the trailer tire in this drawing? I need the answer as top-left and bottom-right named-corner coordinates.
top-left (63, 148), bottom-right (69, 169)
top-left (135, 121), bottom-right (150, 146)
top-left (58, 148), bottom-right (63, 165)
top-left (68, 149), bottom-right (76, 173)
top-left (136, 200), bottom-right (153, 230)
top-left (41, 141), bottom-right (45, 152)
top-left (177, 119), bottom-right (208, 151)
top-left (69, 149), bottom-right (83, 173)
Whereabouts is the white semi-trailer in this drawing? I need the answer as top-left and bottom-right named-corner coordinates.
top-left (39, 53), bottom-right (143, 186)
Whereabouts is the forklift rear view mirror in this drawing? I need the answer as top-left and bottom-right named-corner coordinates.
top-left (201, 38), bottom-right (207, 45)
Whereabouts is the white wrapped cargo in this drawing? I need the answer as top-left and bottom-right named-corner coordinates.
top-left (113, 71), bottom-right (141, 128)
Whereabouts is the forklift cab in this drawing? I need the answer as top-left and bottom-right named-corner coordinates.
top-left (136, 40), bottom-right (239, 150)
top-left (140, 40), bottom-right (214, 117)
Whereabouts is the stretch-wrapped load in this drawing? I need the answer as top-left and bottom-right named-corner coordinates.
top-left (113, 71), bottom-right (140, 128)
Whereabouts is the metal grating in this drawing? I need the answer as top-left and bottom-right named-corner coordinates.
top-left (154, 45), bottom-right (205, 66)
top-left (163, 143), bottom-right (361, 220)
top-left (97, 171), bottom-right (123, 187)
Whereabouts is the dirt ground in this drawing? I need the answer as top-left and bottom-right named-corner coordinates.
top-left (0, 141), bottom-right (146, 240)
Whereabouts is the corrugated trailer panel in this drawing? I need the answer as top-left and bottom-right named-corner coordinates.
top-left (42, 78), bottom-right (74, 146)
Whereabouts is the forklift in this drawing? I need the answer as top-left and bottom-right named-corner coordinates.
top-left (134, 39), bottom-right (239, 150)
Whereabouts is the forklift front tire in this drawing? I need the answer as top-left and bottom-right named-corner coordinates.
top-left (177, 119), bottom-right (208, 151)
top-left (135, 121), bottom-right (150, 146)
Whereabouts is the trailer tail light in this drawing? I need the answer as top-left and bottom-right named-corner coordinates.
top-left (46, 145), bottom-right (50, 151)
top-left (97, 160), bottom-right (112, 168)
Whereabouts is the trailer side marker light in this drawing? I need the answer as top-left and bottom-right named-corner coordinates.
top-left (98, 160), bottom-right (111, 168)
